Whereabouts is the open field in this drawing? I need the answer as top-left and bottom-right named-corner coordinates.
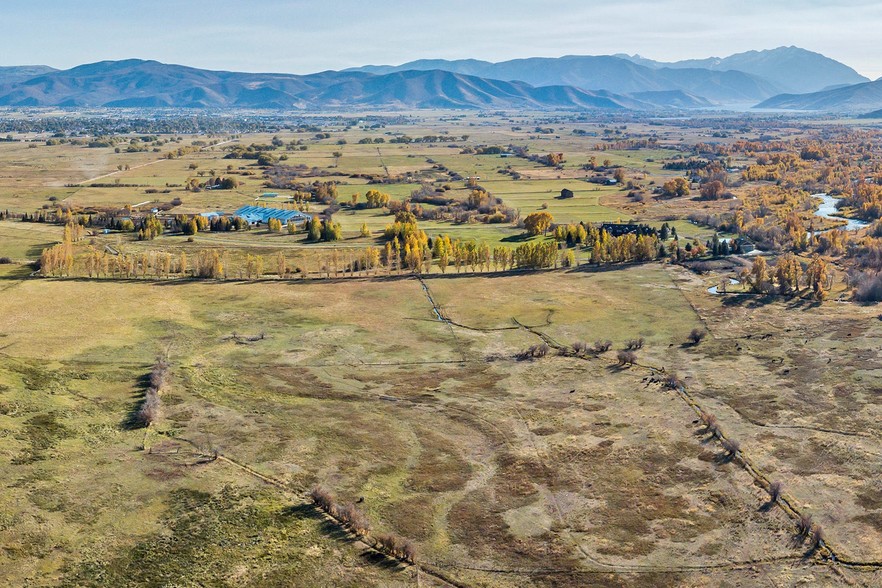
top-left (0, 262), bottom-right (879, 587)
top-left (1, 110), bottom-right (882, 587)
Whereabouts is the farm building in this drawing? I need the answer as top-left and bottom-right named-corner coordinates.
top-left (234, 205), bottom-right (311, 226)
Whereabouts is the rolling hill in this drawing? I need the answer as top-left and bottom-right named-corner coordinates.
top-left (0, 59), bottom-right (648, 110)
top-left (0, 48), bottom-right (871, 111)
top-left (756, 79), bottom-right (882, 111)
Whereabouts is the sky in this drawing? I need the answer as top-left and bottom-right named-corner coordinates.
top-left (3, 0), bottom-right (881, 79)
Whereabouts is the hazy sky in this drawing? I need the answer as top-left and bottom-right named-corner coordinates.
top-left (4, 0), bottom-right (881, 78)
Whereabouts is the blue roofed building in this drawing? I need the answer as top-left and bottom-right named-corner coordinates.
top-left (234, 205), bottom-right (312, 226)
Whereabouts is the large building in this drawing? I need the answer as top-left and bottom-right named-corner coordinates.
top-left (233, 205), bottom-right (311, 226)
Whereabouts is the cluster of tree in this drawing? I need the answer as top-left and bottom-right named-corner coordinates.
top-left (364, 189), bottom-right (391, 208)
top-left (660, 177), bottom-right (690, 198)
top-left (523, 211), bottom-right (554, 236)
top-left (387, 134), bottom-right (461, 144)
top-left (553, 223), bottom-right (589, 245)
top-left (223, 143), bottom-right (278, 160)
top-left (136, 358), bottom-right (169, 427)
top-left (310, 486), bottom-right (415, 564)
top-left (38, 223), bottom-right (85, 276)
top-left (740, 254), bottom-right (831, 300)
top-left (539, 152), bottom-right (565, 167)
top-left (209, 215), bottom-right (250, 232)
top-left (186, 175), bottom-right (240, 192)
top-left (589, 231), bottom-right (661, 264)
top-left (593, 138), bottom-right (659, 151)
top-left (404, 185), bottom-right (517, 225)
top-left (306, 217), bottom-right (343, 242)
top-left (837, 182), bottom-right (882, 221)
top-left (136, 215), bottom-right (164, 241)
top-left (178, 214), bottom-right (210, 236)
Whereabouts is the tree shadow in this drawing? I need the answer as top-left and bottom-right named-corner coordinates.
top-left (713, 451), bottom-right (737, 465)
top-left (758, 499), bottom-right (776, 513)
top-left (120, 372), bottom-right (150, 430)
top-left (500, 233), bottom-right (533, 243)
top-left (720, 294), bottom-right (776, 308)
top-left (605, 363), bottom-right (631, 373)
top-left (785, 297), bottom-right (823, 311)
top-left (360, 550), bottom-right (405, 570)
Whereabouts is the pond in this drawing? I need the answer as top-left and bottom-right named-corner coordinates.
top-left (707, 278), bottom-right (741, 295)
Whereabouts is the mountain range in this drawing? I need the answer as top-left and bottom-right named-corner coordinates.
top-left (0, 47), bottom-right (877, 112)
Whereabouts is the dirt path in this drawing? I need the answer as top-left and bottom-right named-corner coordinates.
top-left (76, 138), bottom-right (237, 185)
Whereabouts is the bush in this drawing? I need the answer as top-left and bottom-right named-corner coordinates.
top-left (572, 341), bottom-right (589, 355)
top-left (810, 524), bottom-right (824, 550)
top-left (616, 350), bottom-right (637, 366)
top-left (768, 480), bottom-right (783, 502)
top-left (721, 438), bottom-right (740, 456)
top-left (592, 340), bottom-right (612, 353)
top-left (310, 486), bottom-right (335, 512)
top-left (663, 373), bottom-right (683, 390)
top-left (852, 271), bottom-right (882, 302)
top-left (375, 533), bottom-right (416, 564)
top-left (519, 343), bottom-right (550, 359)
top-left (700, 412), bottom-right (718, 435)
top-left (688, 328), bottom-right (707, 345)
top-left (625, 337), bottom-right (644, 350)
top-left (797, 513), bottom-right (813, 538)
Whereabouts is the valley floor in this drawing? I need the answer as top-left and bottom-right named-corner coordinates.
top-left (0, 263), bottom-right (880, 587)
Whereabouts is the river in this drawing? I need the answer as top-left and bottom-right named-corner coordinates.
top-left (812, 193), bottom-right (870, 231)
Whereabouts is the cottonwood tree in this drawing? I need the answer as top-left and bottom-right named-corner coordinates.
top-left (523, 211), bottom-right (554, 236)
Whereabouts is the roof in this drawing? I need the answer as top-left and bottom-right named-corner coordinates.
top-left (234, 205), bottom-right (312, 225)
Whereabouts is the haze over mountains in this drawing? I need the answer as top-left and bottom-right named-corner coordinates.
top-left (0, 47), bottom-right (878, 113)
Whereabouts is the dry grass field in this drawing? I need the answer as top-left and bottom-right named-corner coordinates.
top-left (0, 112), bottom-right (880, 587)
top-left (0, 262), bottom-right (878, 587)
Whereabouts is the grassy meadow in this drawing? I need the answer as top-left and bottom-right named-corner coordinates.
top-left (0, 112), bottom-right (879, 587)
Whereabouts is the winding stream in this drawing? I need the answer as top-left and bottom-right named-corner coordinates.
top-left (812, 193), bottom-right (870, 231)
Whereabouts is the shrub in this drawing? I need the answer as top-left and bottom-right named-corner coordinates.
top-left (700, 412), bottom-right (719, 436)
top-left (853, 271), bottom-right (882, 302)
top-left (616, 350), bottom-right (637, 366)
top-left (768, 480), bottom-right (783, 502)
top-left (310, 486), bottom-right (334, 512)
top-left (663, 373), bottom-right (683, 390)
top-left (519, 343), bottom-right (550, 359)
top-left (0, 257), bottom-right (12, 264)
top-left (592, 340), bottom-right (612, 353)
top-left (797, 513), bottom-right (813, 538)
top-left (137, 392), bottom-right (160, 426)
top-left (375, 533), bottom-right (415, 563)
top-left (810, 524), bottom-right (824, 550)
top-left (625, 337), bottom-right (645, 350)
top-left (721, 438), bottom-right (740, 456)
top-left (572, 341), bottom-right (589, 355)
top-left (688, 328), bottom-right (707, 345)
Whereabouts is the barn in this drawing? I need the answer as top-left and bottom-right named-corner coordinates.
top-left (234, 205), bottom-right (312, 226)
